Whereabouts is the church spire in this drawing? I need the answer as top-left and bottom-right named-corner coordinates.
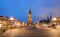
top-left (29, 8), bottom-right (32, 14)
top-left (50, 13), bottom-right (52, 21)
top-left (47, 15), bottom-right (49, 21)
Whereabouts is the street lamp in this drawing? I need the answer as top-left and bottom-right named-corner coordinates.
top-left (0, 24), bottom-right (2, 28)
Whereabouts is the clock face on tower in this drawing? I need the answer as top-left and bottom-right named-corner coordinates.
top-left (29, 14), bottom-right (32, 17)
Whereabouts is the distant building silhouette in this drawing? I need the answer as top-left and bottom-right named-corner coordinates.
top-left (39, 14), bottom-right (52, 24)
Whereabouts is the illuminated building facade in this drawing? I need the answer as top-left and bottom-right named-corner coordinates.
top-left (51, 18), bottom-right (60, 25)
top-left (0, 16), bottom-right (22, 34)
top-left (51, 18), bottom-right (60, 28)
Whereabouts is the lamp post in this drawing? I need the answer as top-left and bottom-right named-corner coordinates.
top-left (0, 24), bottom-right (2, 28)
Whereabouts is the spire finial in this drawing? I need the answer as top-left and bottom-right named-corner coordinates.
top-left (29, 8), bottom-right (32, 14)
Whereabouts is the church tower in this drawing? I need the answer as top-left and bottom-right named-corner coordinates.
top-left (50, 13), bottom-right (52, 21)
top-left (27, 9), bottom-right (32, 26)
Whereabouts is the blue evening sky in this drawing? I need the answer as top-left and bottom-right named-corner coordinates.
top-left (0, 0), bottom-right (60, 22)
